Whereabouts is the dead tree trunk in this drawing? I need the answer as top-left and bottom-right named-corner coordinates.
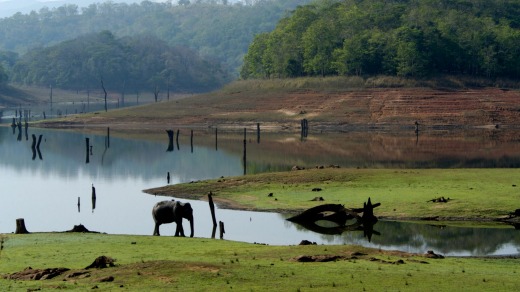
top-left (101, 79), bottom-right (108, 112)
top-left (257, 123), bottom-right (260, 143)
top-left (208, 191), bottom-right (218, 239)
top-left (176, 129), bottom-right (180, 150)
top-left (154, 85), bottom-right (159, 102)
top-left (85, 138), bottom-right (90, 164)
top-left (15, 218), bottom-right (30, 234)
top-left (166, 130), bottom-right (174, 152)
top-left (208, 192), bottom-right (217, 227)
top-left (243, 128), bottom-right (247, 175)
top-left (190, 130), bottom-right (194, 153)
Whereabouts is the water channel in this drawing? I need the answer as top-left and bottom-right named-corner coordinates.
top-left (1, 124), bottom-right (519, 257)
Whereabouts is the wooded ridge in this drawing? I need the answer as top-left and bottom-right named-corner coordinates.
top-left (241, 0), bottom-right (520, 80)
top-left (8, 31), bottom-right (230, 92)
top-left (0, 0), bottom-right (313, 77)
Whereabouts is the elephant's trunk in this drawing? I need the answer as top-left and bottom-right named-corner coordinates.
top-left (189, 217), bottom-right (194, 238)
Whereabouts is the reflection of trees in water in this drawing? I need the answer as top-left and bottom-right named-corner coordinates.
top-left (243, 130), bottom-right (520, 169)
top-left (0, 129), bottom-right (243, 182)
top-left (357, 222), bottom-right (520, 255)
top-left (284, 215), bottom-right (520, 255)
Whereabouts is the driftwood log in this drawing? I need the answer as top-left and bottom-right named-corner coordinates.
top-left (287, 198), bottom-right (380, 240)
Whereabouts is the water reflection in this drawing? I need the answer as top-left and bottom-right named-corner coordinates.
top-left (0, 127), bottom-right (519, 256)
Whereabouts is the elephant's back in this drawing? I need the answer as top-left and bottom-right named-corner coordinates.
top-left (152, 200), bottom-right (176, 223)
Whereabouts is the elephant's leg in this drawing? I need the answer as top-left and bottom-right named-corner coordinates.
top-left (175, 221), bottom-right (185, 237)
top-left (153, 223), bottom-right (161, 236)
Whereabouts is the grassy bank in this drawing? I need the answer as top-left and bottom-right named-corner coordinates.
top-left (1, 233), bottom-right (519, 291)
top-left (146, 168), bottom-right (520, 221)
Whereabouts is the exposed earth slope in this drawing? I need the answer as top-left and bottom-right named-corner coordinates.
top-left (35, 82), bottom-right (520, 131)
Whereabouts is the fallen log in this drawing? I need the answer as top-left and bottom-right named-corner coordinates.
top-left (287, 204), bottom-right (358, 226)
top-left (286, 198), bottom-right (380, 240)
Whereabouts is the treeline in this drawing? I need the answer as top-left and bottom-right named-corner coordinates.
top-left (0, 0), bottom-right (313, 76)
top-left (10, 31), bottom-right (230, 92)
top-left (241, 0), bottom-right (520, 79)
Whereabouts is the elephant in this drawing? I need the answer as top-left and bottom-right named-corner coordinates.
top-left (152, 200), bottom-right (194, 237)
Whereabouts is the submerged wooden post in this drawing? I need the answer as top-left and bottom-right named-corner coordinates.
top-left (257, 123), bottom-right (260, 143)
top-left (243, 128), bottom-right (247, 175)
top-left (15, 218), bottom-right (29, 234)
top-left (176, 129), bottom-right (180, 150)
top-left (301, 119), bottom-right (309, 138)
top-left (107, 127), bottom-right (110, 148)
top-left (190, 130), bottom-right (194, 153)
top-left (24, 121), bottom-right (28, 140)
top-left (166, 130), bottom-right (174, 152)
top-left (85, 138), bottom-right (90, 164)
top-left (91, 184), bottom-right (96, 213)
top-left (215, 128), bottom-right (218, 151)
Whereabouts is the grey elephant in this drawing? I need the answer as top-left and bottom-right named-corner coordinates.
top-left (152, 200), bottom-right (194, 237)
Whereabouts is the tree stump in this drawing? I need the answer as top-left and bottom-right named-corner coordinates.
top-left (219, 221), bottom-right (225, 239)
top-left (15, 218), bottom-right (30, 234)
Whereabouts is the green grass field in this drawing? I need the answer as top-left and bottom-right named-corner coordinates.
top-left (1, 233), bottom-right (519, 291)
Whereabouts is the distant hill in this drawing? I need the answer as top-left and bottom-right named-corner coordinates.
top-left (10, 31), bottom-right (231, 93)
top-left (0, 0), bottom-right (141, 18)
top-left (0, 0), bottom-right (312, 76)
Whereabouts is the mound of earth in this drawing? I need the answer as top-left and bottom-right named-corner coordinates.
top-left (3, 267), bottom-right (69, 280)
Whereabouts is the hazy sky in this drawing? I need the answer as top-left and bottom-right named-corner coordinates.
top-left (0, 0), bottom-right (171, 18)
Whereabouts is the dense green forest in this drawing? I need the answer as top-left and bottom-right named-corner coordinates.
top-left (9, 31), bottom-right (229, 92)
top-left (0, 0), bottom-right (312, 79)
top-left (241, 0), bottom-right (520, 79)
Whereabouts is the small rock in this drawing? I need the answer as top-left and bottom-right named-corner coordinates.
top-left (85, 256), bottom-right (116, 269)
top-left (425, 250), bottom-right (444, 259)
top-left (98, 276), bottom-right (114, 282)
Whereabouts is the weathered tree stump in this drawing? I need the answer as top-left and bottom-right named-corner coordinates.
top-left (15, 218), bottom-right (30, 234)
top-left (219, 221), bottom-right (225, 239)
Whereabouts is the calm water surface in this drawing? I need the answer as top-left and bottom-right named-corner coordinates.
top-left (1, 126), bottom-right (519, 257)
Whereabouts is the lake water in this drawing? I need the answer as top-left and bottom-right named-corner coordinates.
top-left (1, 125), bottom-right (519, 257)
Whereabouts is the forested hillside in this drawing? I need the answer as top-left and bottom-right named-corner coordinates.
top-left (241, 0), bottom-right (520, 79)
top-left (9, 31), bottom-right (229, 92)
top-left (0, 0), bottom-right (313, 77)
